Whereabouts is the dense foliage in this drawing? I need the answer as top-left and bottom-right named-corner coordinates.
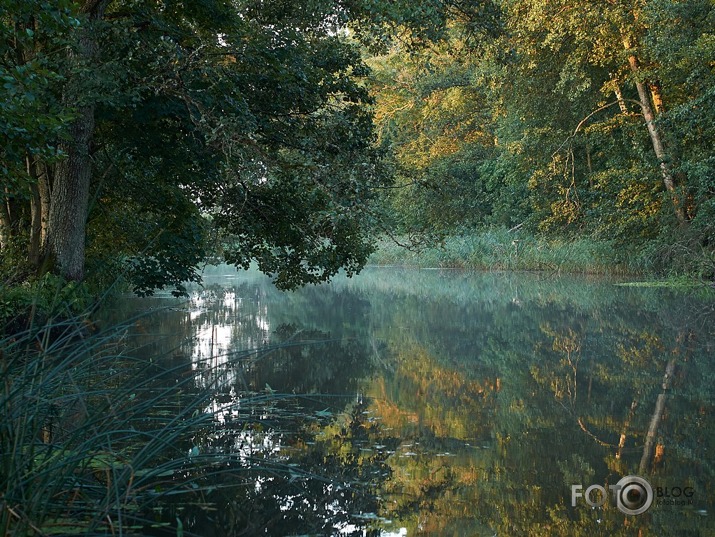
top-left (1, 0), bottom-right (394, 296)
top-left (2, 0), bottom-right (714, 302)
top-left (369, 0), bottom-right (715, 276)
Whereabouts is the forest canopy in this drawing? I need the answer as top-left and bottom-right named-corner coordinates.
top-left (1, 0), bottom-right (398, 295)
top-left (369, 0), bottom-right (715, 276)
top-left (1, 0), bottom-right (714, 298)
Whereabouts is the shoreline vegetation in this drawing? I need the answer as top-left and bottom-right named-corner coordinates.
top-left (1, 241), bottom-right (711, 535)
top-left (370, 233), bottom-right (625, 273)
top-left (368, 230), bottom-right (715, 288)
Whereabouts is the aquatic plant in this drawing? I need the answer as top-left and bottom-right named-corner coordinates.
top-left (0, 290), bottom-right (385, 536)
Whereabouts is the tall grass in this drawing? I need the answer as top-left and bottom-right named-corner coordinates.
top-left (369, 229), bottom-right (633, 274)
top-left (1, 308), bottom-right (205, 535)
top-left (0, 291), bottom-right (358, 536)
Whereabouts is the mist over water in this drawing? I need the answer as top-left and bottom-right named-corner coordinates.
top-left (109, 266), bottom-right (715, 536)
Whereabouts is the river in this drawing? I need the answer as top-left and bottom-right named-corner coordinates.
top-left (106, 266), bottom-right (715, 536)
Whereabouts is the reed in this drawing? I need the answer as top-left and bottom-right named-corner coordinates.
top-left (369, 229), bottom-right (634, 275)
top-left (0, 291), bottom-right (354, 536)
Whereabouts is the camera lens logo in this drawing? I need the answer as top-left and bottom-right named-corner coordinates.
top-left (615, 475), bottom-right (654, 515)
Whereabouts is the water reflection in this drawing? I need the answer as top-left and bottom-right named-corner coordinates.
top-left (109, 267), bottom-right (715, 536)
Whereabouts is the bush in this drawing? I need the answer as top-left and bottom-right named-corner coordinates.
top-left (0, 274), bottom-right (95, 334)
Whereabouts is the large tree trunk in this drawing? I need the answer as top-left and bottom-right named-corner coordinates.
top-left (623, 38), bottom-right (686, 224)
top-left (48, 106), bottom-right (96, 281)
top-left (46, 1), bottom-right (109, 281)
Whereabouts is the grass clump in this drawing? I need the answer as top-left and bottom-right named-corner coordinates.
top-left (0, 290), bottom-right (383, 536)
top-left (0, 309), bottom-right (217, 536)
top-left (369, 228), bottom-right (628, 274)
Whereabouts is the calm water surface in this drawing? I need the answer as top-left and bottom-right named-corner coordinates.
top-left (110, 266), bottom-right (715, 536)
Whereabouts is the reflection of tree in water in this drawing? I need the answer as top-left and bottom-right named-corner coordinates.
top-left (134, 282), bottom-right (388, 536)
top-left (246, 323), bottom-right (370, 394)
top-left (145, 398), bottom-right (396, 537)
top-left (111, 269), bottom-right (715, 536)
top-left (519, 318), bottom-right (710, 534)
top-left (336, 271), bottom-right (715, 536)
top-left (350, 340), bottom-right (498, 536)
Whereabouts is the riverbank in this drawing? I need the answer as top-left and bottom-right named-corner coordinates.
top-left (369, 230), bottom-right (632, 274)
top-left (368, 229), bottom-right (715, 284)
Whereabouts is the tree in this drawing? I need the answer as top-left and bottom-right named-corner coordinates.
top-left (46, 0), bottom-right (109, 281)
top-left (641, 0), bottom-right (715, 230)
top-left (367, 0), bottom-right (714, 267)
top-left (2, 0), bottom-right (392, 293)
top-left (367, 11), bottom-right (510, 235)
top-left (0, 1), bottom-right (77, 266)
